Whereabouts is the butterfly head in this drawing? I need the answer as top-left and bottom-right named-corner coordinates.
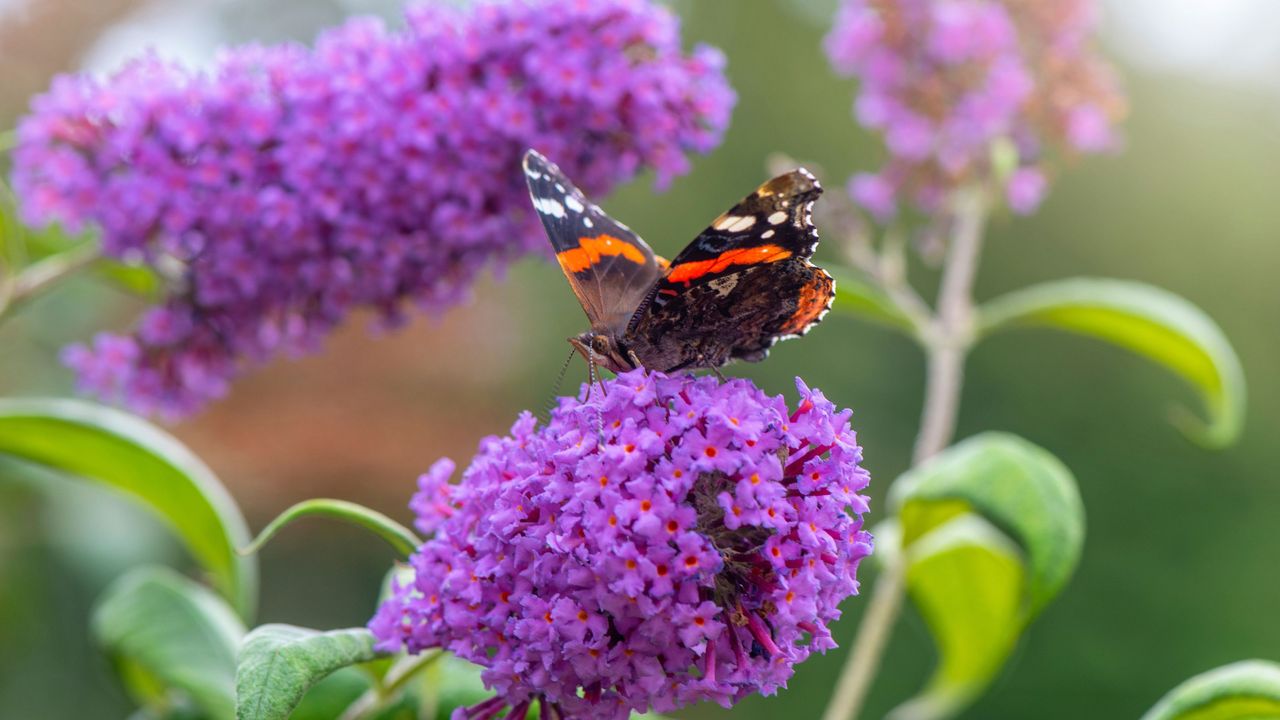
top-left (568, 331), bottom-right (636, 376)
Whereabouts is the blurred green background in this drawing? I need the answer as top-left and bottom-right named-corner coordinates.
top-left (1, 0), bottom-right (1278, 718)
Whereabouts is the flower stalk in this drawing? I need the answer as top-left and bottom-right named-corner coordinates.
top-left (822, 187), bottom-right (989, 720)
top-left (0, 242), bottom-right (99, 324)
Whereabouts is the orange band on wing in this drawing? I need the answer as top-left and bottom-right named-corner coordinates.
top-left (557, 234), bottom-right (648, 273)
top-left (665, 245), bottom-right (792, 285)
top-left (781, 274), bottom-right (833, 334)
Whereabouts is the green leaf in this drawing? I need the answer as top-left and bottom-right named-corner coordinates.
top-left (829, 268), bottom-right (920, 334)
top-left (1142, 660), bottom-right (1280, 720)
top-left (96, 258), bottom-right (163, 298)
top-left (888, 433), bottom-right (1085, 719)
top-left (93, 566), bottom-right (245, 720)
top-left (0, 398), bottom-right (257, 618)
top-left (891, 432), bottom-right (1084, 613)
top-left (241, 498), bottom-right (422, 559)
top-left (235, 624), bottom-right (382, 720)
top-left (979, 278), bottom-right (1246, 448)
top-left (889, 515), bottom-right (1024, 720)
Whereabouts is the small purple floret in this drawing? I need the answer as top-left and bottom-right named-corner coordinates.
top-left (370, 371), bottom-right (873, 719)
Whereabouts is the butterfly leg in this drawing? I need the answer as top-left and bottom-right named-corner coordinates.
top-left (694, 352), bottom-right (728, 382)
top-left (627, 349), bottom-right (645, 370)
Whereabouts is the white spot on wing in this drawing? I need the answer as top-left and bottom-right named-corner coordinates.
top-left (715, 215), bottom-right (742, 231)
top-left (767, 211), bottom-right (787, 225)
top-left (565, 195), bottom-right (585, 213)
top-left (583, 218), bottom-right (593, 228)
top-left (761, 229), bottom-right (775, 239)
top-left (725, 215), bottom-right (756, 233)
top-left (533, 197), bottom-right (566, 219)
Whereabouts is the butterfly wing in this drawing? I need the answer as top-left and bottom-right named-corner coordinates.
top-left (523, 150), bottom-right (663, 334)
top-left (623, 168), bottom-right (835, 371)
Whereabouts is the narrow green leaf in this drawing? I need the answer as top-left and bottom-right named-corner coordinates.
top-left (94, 566), bottom-right (245, 720)
top-left (828, 268), bottom-right (920, 334)
top-left (888, 515), bottom-right (1024, 720)
top-left (96, 258), bottom-right (163, 298)
top-left (979, 278), bottom-right (1246, 448)
top-left (235, 624), bottom-right (381, 720)
top-left (0, 398), bottom-right (257, 618)
top-left (1142, 660), bottom-right (1280, 720)
top-left (241, 498), bottom-right (421, 558)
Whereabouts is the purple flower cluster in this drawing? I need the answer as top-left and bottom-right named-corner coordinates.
top-left (371, 370), bottom-right (872, 719)
top-left (825, 0), bottom-right (1124, 218)
top-left (12, 0), bottom-right (734, 418)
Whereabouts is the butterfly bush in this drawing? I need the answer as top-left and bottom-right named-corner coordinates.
top-left (11, 0), bottom-right (734, 418)
top-left (824, 0), bottom-right (1124, 218)
top-left (371, 370), bottom-right (872, 719)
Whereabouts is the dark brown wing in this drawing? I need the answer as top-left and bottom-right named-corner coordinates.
top-left (523, 150), bottom-right (663, 334)
top-left (624, 259), bottom-right (834, 372)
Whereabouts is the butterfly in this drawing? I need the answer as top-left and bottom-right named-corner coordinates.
top-left (523, 149), bottom-right (835, 376)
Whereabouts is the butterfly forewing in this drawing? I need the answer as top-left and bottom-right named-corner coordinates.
top-left (523, 150), bottom-right (662, 334)
top-left (642, 168), bottom-right (823, 308)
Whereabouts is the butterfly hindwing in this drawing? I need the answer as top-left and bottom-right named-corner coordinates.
top-left (523, 150), bottom-right (663, 334)
top-left (622, 168), bottom-right (834, 371)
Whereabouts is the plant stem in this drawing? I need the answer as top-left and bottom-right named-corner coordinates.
top-left (0, 242), bottom-right (100, 323)
top-left (913, 189), bottom-right (986, 464)
top-left (822, 189), bottom-right (988, 720)
top-left (822, 556), bottom-right (906, 720)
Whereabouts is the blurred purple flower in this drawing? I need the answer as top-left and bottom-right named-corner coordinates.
top-left (13, 0), bottom-right (735, 418)
top-left (825, 0), bottom-right (1124, 217)
top-left (370, 370), bottom-right (872, 719)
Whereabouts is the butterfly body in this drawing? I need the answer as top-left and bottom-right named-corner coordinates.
top-left (524, 150), bottom-right (834, 375)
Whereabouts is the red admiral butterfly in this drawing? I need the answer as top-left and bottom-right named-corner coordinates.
top-left (523, 149), bottom-right (835, 375)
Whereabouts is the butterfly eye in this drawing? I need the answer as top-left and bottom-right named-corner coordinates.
top-left (592, 335), bottom-right (610, 354)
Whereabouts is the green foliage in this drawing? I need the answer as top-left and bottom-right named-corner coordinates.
top-left (235, 624), bottom-right (381, 720)
top-left (979, 278), bottom-right (1246, 448)
top-left (241, 498), bottom-right (422, 559)
top-left (887, 433), bottom-right (1084, 719)
top-left (93, 566), bottom-right (244, 720)
top-left (891, 432), bottom-right (1084, 613)
top-left (1142, 661), bottom-right (1280, 720)
top-left (0, 398), bottom-right (257, 618)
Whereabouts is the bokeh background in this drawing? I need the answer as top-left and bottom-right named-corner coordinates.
top-left (1, 0), bottom-right (1277, 718)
